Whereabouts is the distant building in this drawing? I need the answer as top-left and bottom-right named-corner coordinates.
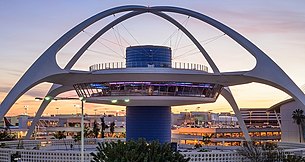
top-left (240, 108), bottom-right (280, 127)
top-left (269, 98), bottom-right (304, 143)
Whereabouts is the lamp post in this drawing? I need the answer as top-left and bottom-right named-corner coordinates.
top-left (24, 105), bottom-right (29, 115)
top-left (72, 99), bottom-right (86, 162)
top-left (55, 107), bottom-right (59, 116)
top-left (249, 111), bottom-right (252, 125)
top-left (80, 97), bottom-right (85, 162)
top-left (94, 108), bottom-right (97, 115)
top-left (35, 96), bottom-right (85, 162)
top-left (196, 107), bottom-right (200, 111)
top-left (230, 111), bottom-right (233, 126)
top-left (208, 110), bottom-right (212, 126)
top-left (266, 112), bottom-right (270, 125)
top-left (73, 104), bottom-right (78, 115)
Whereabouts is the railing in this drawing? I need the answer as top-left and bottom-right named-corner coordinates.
top-left (0, 139), bottom-right (302, 162)
top-left (89, 62), bottom-right (208, 72)
top-left (0, 140), bottom-right (40, 149)
top-left (89, 62), bottom-right (125, 71)
top-left (172, 62), bottom-right (208, 72)
top-left (182, 152), bottom-right (248, 162)
top-left (0, 148), bottom-right (92, 162)
top-left (49, 138), bottom-right (125, 147)
top-left (0, 138), bottom-right (125, 149)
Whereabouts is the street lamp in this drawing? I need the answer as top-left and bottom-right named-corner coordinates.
top-left (24, 105), bottom-right (29, 115)
top-left (196, 107), bottom-right (200, 111)
top-left (208, 110), bottom-right (212, 125)
top-left (79, 97), bottom-right (86, 162)
top-left (35, 96), bottom-right (85, 162)
top-left (266, 112), bottom-right (270, 125)
top-left (55, 107), bottom-right (59, 116)
top-left (94, 108), bottom-right (97, 115)
top-left (74, 104), bottom-right (79, 115)
top-left (249, 111), bottom-right (253, 125)
top-left (229, 111), bottom-right (233, 126)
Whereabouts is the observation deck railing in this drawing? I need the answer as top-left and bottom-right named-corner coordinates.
top-left (89, 62), bottom-right (208, 72)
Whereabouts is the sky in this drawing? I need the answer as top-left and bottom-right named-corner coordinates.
top-left (0, 0), bottom-right (305, 116)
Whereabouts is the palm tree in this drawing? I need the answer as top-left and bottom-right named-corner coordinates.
top-left (292, 109), bottom-right (305, 143)
top-left (73, 133), bottom-right (81, 150)
top-left (0, 130), bottom-right (16, 141)
top-left (237, 142), bottom-right (285, 162)
top-left (53, 131), bottom-right (67, 150)
top-left (90, 139), bottom-right (190, 162)
top-left (92, 120), bottom-right (100, 138)
top-left (100, 117), bottom-right (108, 138)
top-left (109, 121), bottom-right (115, 137)
top-left (201, 133), bottom-right (213, 145)
top-left (200, 133), bottom-right (214, 150)
top-left (285, 155), bottom-right (305, 161)
top-left (237, 142), bottom-right (264, 162)
top-left (84, 126), bottom-right (93, 138)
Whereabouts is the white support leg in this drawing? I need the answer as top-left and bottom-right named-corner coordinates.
top-left (24, 85), bottom-right (73, 139)
top-left (221, 87), bottom-right (251, 141)
top-left (274, 110), bottom-right (282, 130)
top-left (0, 74), bottom-right (42, 120)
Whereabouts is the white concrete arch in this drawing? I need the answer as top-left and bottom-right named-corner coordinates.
top-left (0, 6), bottom-right (147, 120)
top-left (24, 10), bottom-right (250, 140)
top-left (148, 6), bottom-right (305, 107)
top-left (25, 11), bottom-right (146, 139)
top-left (24, 84), bottom-right (74, 139)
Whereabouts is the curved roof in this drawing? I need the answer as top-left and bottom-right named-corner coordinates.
top-left (268, 98), bottom-right (294, 113)
top-left (126, 45), bottom-right (171, 49)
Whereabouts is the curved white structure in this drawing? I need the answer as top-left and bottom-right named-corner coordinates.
top-left (0, 6), bottom-right (303, 141)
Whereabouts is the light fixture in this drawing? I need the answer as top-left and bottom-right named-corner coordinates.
top-left (35, 97), bottom-right (42, 101)
top-left (111, 99), bottom-right (118, 103)
top-left (124, 99), bottom-right (130, 102)
top-left (44, 96), bottom-right (52, 101)
top-left (79, 97), bottom-right (85, 101)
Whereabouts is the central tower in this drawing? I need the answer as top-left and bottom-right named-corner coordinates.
top-left (125, 45), bottom-right (172, 143)
top-left (126, 45), bottom-right (172, 68)
top-left (74, 44), bottom-right (221, 143)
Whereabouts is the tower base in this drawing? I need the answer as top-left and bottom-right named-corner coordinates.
top-left (126, 106), bottom-right (171, 143)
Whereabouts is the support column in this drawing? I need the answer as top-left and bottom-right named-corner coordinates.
top-left (126, 106), bottom-right (171, 143)
top-left (221, 87), bottom-right (251, 141)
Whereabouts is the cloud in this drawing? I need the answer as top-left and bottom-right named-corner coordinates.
top-left (0, 85), bottom-right (48, 101)
top-left (0, 68), bottom-right (24, 78)
top-left (221, 10), bottom-right (305, 34)
top-left (0, 86), bottom-right (11, 93)
top-left (189, 3), bottom-right (305, 35)
top-left (24, 89), bottom-right (48, 98)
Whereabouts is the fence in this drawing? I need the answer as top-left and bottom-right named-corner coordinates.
top-left (183, 152), bottom-right (247, 162)
top-left (0, 148), bottom-right (248, 162)
top-left (49, 138), bottom-right (125, 147)
top-left (0, 148), bottom-right (92, 162)
top-left (0, 139), bottom-right (303, 162)
top-left (0, 140), bottom-right (40, 149)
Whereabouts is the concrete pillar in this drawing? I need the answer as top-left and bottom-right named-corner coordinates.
top-left (126, 106), bottom-right (171, 143)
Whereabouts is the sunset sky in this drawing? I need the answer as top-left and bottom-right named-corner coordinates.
top-left (1, 0), bottom-right (305, 116)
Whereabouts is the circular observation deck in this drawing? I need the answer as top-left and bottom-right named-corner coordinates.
top-left (73, 45), bottom-right (223, 106)
top-left (74, 81), bottom-right (222, 106)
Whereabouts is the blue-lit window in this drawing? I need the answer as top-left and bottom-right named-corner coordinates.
top-left (126, 46), bottom-right (172, 68)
